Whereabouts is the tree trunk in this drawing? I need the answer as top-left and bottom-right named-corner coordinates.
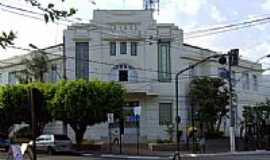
top-left (39, 72), bottom-right (44, 82)
top-left (216, 116), bottom-right (223, 132)
top-left (70, 124), bottom-right (87, 147)
top-left (75, 130), bottom-right (85, 146)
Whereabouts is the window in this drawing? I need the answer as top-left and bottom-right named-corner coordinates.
top-left (8, 71), bottom-right (17, 84)
top-left (119, 70), bottom-right (128, 81)
top-left (159, 103), bottom-right (172, 125)
top-left (252, 75), bottom-right (258, 91)
top-left (158, 41), bottom-right (171, 82)
top-left (54, 135), bottom-right (70, 140)
top-left (120, 42), bottom-right (127, 54)
top-left (110, 64), bottom-right (137, 82)
top-left (131, 42), bottom-right (138, 56)
top-left (50, 64), bottom-right (58, 82)
top-left (110, 42), bottom-right (116, 56)
top-left (75, 42), bottom-right (89, 80)
top-left (242, 73), bottom-right (249, 90)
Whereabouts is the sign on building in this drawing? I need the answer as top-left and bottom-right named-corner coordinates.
top-left (107, 113), bottom-right (114, 124)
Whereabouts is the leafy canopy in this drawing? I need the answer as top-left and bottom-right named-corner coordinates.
top-left (50, 80), bottom-right (126, 145)
top-left (0, 83), bottom-right (56, 136)
top-left (189, 77), bottom-right (230, 133)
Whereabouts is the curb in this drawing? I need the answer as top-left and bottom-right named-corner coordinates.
top-left (80, 151), bottom-right (270, 159)
top-left (81, 153), bottom-right (169, 159)
top-left (181, 151), bottom-right (270, 157)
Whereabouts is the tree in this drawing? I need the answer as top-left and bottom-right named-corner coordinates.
top-left (0, 31), bottom-right (16, 49)
top-left (0, 0), bottom-right (76, 48)
top-left (18, 51), bottom-right (50, 83)
top-left (50, 80), bottom-right (126, 145)
top-left (189, 77), bottom-right (230, 134)
top-left (0, 83), bottom-right (55, 136)
top-left (242, 100), bottom-right (270, 149)
top-left (0, 85), bottom-right (29, 135)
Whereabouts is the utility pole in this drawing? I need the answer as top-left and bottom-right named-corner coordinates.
top-left (30, 88), bottom-right (37, 160)
top-left (63, 35), bottom-right (67, 80)
top-left (228, 51), bottom-right (235, 152)
top-left (62, 36), bottom-right (68, 136)
top-left (228, 49), bottom-right (239, 152)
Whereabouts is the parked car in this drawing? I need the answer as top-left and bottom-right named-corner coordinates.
top-left (30, 134), bottom-right (72, 155)
top-left (0, 137), bottom-right (9, 151)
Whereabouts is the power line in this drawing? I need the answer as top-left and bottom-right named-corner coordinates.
top-left (185, 16), bottom-right (270, 35)
top-left (7, 44), bottom-right (210, 76)
top-left (185, 19), bottom-right (270, 39)
top-left (7, 44), bottom-right (265, 88)
top-left (0, 2), bottom-right (43, 16)
top-left (3, 1), bottom-right (270, 43)
top-left (0, 7), bottom-right (69, 26)
top-left (2, 49), bottom-right (270, 97)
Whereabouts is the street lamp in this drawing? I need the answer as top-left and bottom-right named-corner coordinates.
top-left (175, 54), bottom-right (225, 155)
top-left (255, 54), bottom-right (270, 64)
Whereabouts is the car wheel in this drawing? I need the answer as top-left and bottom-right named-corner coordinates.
top-left (47, 147), bottom-right (54, 155)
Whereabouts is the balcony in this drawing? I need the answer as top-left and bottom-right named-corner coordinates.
top-left (121, 82), bottom-right (159, 97)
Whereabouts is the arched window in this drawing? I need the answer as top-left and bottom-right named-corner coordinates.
top-left (110, 64), bottom-right (137, 82)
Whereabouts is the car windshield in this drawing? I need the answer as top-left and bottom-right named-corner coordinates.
top-left (54, 135), bottom-right (70, 140)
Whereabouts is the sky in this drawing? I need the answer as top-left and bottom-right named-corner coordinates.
top-left (1, 0), bottom-right (270, 68)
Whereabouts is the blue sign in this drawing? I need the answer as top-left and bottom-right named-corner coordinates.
top-left (218, 68), bottom-right (230, 79)
top-left (127, 115), bottom-right (140, 122)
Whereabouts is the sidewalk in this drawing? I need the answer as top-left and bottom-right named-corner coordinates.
top-left (78, 150), bottom-right (270, 160)
top-left (180, 150), bottom-right (270, 160)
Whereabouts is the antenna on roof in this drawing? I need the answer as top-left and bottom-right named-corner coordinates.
top-left (143, 0), bottom-right (160, 14)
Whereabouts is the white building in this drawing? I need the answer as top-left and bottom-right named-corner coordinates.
top-left (0, 44), bottom-right (63, 84)
top-left (0, 10), bottom-right (268, 143)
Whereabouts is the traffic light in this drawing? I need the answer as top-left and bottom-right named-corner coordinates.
top-left (218, 56), bottom-right (227, 65)
top-left (229, 49), bottom-right (239, 66)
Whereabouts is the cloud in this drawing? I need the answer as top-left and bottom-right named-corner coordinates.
top-left (175, 0), bottom-right (206, 16)
top-left (0, 1), bottom-right (65, 59)
top-left (241, 41), bottom-right (270, 62)
top-left (261, 0), bottom-right (270, 10)
top-left (242, 41), bottom-right (270, 70)
top-left (232, 11), bottom-right (239, 16)
top-left (210, 5), bottom-right (227, 23)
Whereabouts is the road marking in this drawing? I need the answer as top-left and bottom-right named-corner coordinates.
top-left (81, 153), bottom-right (94, 156)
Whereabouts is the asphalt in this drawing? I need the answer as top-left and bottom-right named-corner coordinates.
top-left (1, 150), bottom-right (270, 160)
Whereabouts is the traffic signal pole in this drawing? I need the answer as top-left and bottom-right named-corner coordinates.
top-left (175, 54), bottom-right (225, 156)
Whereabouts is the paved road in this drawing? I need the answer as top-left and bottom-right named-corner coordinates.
top-left (181, 152), bottom-right (270, 160)
top-left (181, 155), bottom-right (270, 160)
top-left (1, 151), bottom-right (270, 160)
top-left (0, 153), bottom-right (107, 160)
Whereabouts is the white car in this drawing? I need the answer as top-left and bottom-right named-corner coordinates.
top-left (32, 134), bottom-right (72, 155)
